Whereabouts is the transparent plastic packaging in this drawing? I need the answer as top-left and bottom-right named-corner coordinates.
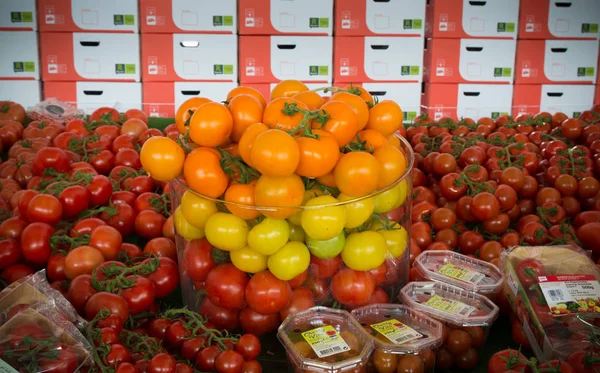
top-left (351, 304), bottom-right (443, 373)
top-left (27, 99), bottom-right (85, 123)
top-left (0, 270), bottom-right (82, 327)
top-left (400, 282), bottom-right (499, 370)
top-left (501, 245), bottom-right (600, 361)
top-left (413, 250), bottom-right (505, 297)
top-left (0, 302), bottom-right (93, 373)
top-left (278, 307), bottom-right (374, 373)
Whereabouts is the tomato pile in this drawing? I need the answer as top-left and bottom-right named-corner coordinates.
top-left (0, 102), bottom-right (263, 373)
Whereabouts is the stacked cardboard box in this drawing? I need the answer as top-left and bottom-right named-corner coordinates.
top-left (512, 0), bottom-right (599, 118)
top-left (0, 0), bottom-right (41, 109)
top-left (38, 0), bottom-right (142, 114)
top-left (333, 0), bottom-right (426, 123)
top-left (140, 0), bottom-right (238, 117)
top-left (422, 0), bottom-right (519, 121)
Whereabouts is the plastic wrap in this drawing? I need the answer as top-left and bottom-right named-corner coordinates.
top-left (27, 99), bottom-right (85, 124)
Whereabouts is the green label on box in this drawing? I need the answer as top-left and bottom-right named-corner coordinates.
top-left (582, 23), bottom-right (599, 33)
top-left (309, 65), bottom-right (329, 76)
top-left (491, 111), bottom-right (509, 119)
top-left (403, 111), bottom-right (417, 122)
top-left (125, 64), bottom-right (136, 74)
top-left (494, 67), bottom-right (512, 77)
top-left (114, 14), bottom-right (135, 25)
top-left (116, 64), bottom-right (136, 74)
top-left (497, 22), bottom-right (516, 33)
top-left (577, 67), bottom-right (595, 77)
top-left (13, 61), bottom-right (34, 73)
top-left (401, 66), bottom-right (420, 76)
top-left (213, 65), bottom-right (234, 75)
top-left (124, 15), bottom-right (135, 25)
top-left (10, 11), bottom-right (33, 23)
top-left (0, 359), bottom-right (18, 373)
top-left (24, 62), bottom-right (35, 72)
top-left (403, 19), bottom-right (422, 30)
top-left (213, 15), bottom-right (234, 26)
top-left (309, 17), bottom-right (329, 28)
top-left (573, 112), bottom-right (581, 118)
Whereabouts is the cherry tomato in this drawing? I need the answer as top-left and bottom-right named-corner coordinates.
top-left (20, 222), bottom-right (54, 265)
top-left (85, 292), bottom-right (129, 325)
top-left (145, 257), bottom-right (179, 298)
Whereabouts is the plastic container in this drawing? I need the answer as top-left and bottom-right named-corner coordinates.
top-left (278, 307), bottom-right (374, 373)
top-left (413, 250), bottom-right (505, 299)
top-left (399, 281), bottom-right (499, 371)
top-left (351, 304), bottom-right (443, 373)
top-left (27, 98), bottom-right (84, 123)
top-left (501, 245), bottom-right (600, 362)
top-left (170, 133), bottom-right (414, 316)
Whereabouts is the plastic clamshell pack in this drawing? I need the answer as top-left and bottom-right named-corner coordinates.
top-left (278, 306), bottom-right (374, 373)
top-left (350, 304), bottom-right (443, 354)
top-left (27, 98), bottom-right (85, 123)
top-left (400, 281), bottom-right (499, 327)
top-left (413, 250), bottom-right (505, 294)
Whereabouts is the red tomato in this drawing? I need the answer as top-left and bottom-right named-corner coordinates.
top-left (148, 353), bottom-right (177, 373)
top-left (239, 307), bottom-right (280, 336)
top-left (148, 318), bottom-right (173, 340)
top-left (0, 264), bottom-right (34, 284)
top-left (199, 297), bottom-right (240, 332)
top-left (236, 334), bottom-right (261, 361)
top-left (488, 349), bottom-right (530, 373)
top-left (32, 147), bottom-right (70, 175)
top-left (67, 274), bottom-right (97, 314)
top-left (279, 287), bottom-right (315, 321)
top-left (46, 253), bottom-right (67, 282)
top-left (145, 257), bottom-right (179, 298)
top-left (135, 210), bottom-right (166, 239)
top-left (539, 361), bottom-right (575, 373)
top-left (70, 217), bottom-right (106, 236)
top-left (59, 185), bottom-right (90, 218)
top-left (245, 270), bottom-right (292, 315)
top-left (26, 194), bottom-right (63, 225)
top-left (89, 225), bottom-right (122, 261)
top-left (0, 216), bottom-right (28, 240)
top-left (101, 201), bottom-right (136, 237)
top-left (567, 351), bottom-right (600, 373)
top-left (215, 350), bottom-right (245, 373)
top-left (87, 175), bottom-right (113, 207)
top-left (206, 264), bottom-right (249, 309)
top-left (0, 239), bottom-right (21, 270)
top-left (330, 269), bottom-right (375, 307)
top-left (20, 222), bottom-right (54, 265)
top-left (516, 258), bottom-right (545, 288)
top-left (85, 292), bottom-right (129, 325)
top-left (121, 275), bottom-right (156, 315)
top-left (143, 237), bottom-right (176, 260)
top-left (105, 344), bottom-right (132, 366)
top-left (183, 238), bottom-right (215, 282)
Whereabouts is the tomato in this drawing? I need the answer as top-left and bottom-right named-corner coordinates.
top-left (184, 147), bottom-right (228, 198)
top-left (228, 94), bottom-right (264, 142)
top-left (175, 97), bottom-right (211, 133)
top-left (85, 292), bottom-right (129, 325)
top-left (215, 350), bottom-right (245, 373)
top-left (32, 147), bottom-right (70, 176)
top-left (376, 223), bottom-right (408, 259)
top-left (578, 222), bottom-right (600, 254)
top-left (135, 210), bottom-right (166, 239)
top-left (396, 355), bottom-right (424, 373)
top-left (144, 237), bottom-right (177, 260)
top-left (447, 329), bottom-right (472, 355)
top-left (334, 152), bottom-right (381, 197)
top-left (139, 137), bottom-right (185, 182)
top-left (245, 218), bottom-right (289, 255)
top-left (180, 190), bottom-right (218, 230)
top-left (373, 145), bottom-right (407, 189)
top-left (515, 258), bottom-right (545, 288)
top-left (455, 348), bottom-right (478, 370)
top-left (458, 230), bottom-right (485, 255)
top-left (221, 184), bottom-right (258, 220)
top-left (87, 225), bottom-right (122, 261)
top-left (228, 86), bottom-right (267, 108)
top-left (196, 346), bottom-right (222, 371)
top-left (366, 100), bottom-right (403, 136)
top-left (566, 351), bottom-right (600, 373)
top-left (306, 232), bottom-right (345, 259)
top-left (148, 353), bottom-right (177, 373)
top-left (0, 238), bottom-right (20, 272)
top-left (317, 100), bottom-right (359, 147)
top-left (145, 257), bottom-right (179, 298)
top-left (341, 231), bottom-right (387, 271)
top-left (121, 118), bottom-right (148, 138)
top-left (245, 270), bottom-right (292, 314)
top-left (267, 241), bottom-right (310, 281)
top-left (330, 268), bottom-right (375, 307)
top-left (199, 297), bottom-right (240, 332)
top-left (300, 195), bottom-right (346, 241)
top-left (25, 193), bottom-right (62, 225)
top-left (239, 307), bottom-right (280, 336)
top-left (206, 264), bottom-right (248, 309)
top-left (262, 98), bottom-right (308, 131)
top-left (20, 222), bottom-right (54, 265)
top-left (180, 336), bottom-right (206, 361)
top-left (58, 185), bottom-right (90, 218)
top-left (188, 102), bottom-right (233, 147)
top-left (204, 212), bottom-right (249, 252)
top-left (291, 90), bottom-right (324, 111)
top-left (120, 275), bottom-right (156, 315)
top-left (250, 129), bottom-right (300, 177)
top-left (238, 122), bottom-right (268, 168)
top-left (173, 206), bottom-right (205, 241)
top-left (87, 175), bottom-right (113, 207)
top-left (64, 245), bottom-right (104, 281)
top-left (280, 287), bottom-right (315, 320)
top-left (270, 80), bottom-right (308, 100)
top-left (65, 273), bottom-right (96, 314)
top-left (488, 349), bottom-right (530, 373)
top-left (337, 193), bottom-right (374, 229)
top-left (0, 101), bottom-right (26, 122)
top-left (254, 174), bottom-right (304, 219)
top-left (331, 92), bottom-right (370, 130)
top-left (182, 238), bottom-right (215, 282)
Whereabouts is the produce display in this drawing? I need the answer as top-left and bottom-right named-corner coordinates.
top-left (0, 81), bottom-right (600, 373)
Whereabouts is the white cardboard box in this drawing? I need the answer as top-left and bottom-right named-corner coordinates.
top-left (513, 84), bottom-right (596, 118)
top-left (40, 33), bottom-right (141, 82)
top-left (0, 81), bottom-right (41, 109)
top-left (424, 38), bottom-right (516, 84)
top-left (519, 0), bottom-right (600, 40)
top-left (422, 83), bottom-right (513, 121)
top-left (239, 0), bottom-right (333, 35)
top-left (334, 36), bottom-right (424, 83)
top-left (515, 39), bottom-right (599, 84)
top-left (239, 36), bottom-right (333, 84)
top-left (0, 32), bottom-right (39, 80)
top-left (335, 0), bottom-right (426, 37)
top-left (143, 82), bottom-right (238, 117)
top-left (141, 34), bottom-right (237, 82)
top-left (38, 0), bottom-right (139, 33)
top-left (140, 0), bottom-right (236, 34)
top-left (426, 0), bottom-right (519, 39)
top-left (44, 82), bottom-right (142, 113)
top-left (0, 0), bottom-right (37, 31)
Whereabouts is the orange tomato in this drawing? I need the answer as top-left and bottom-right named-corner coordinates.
top-left (316, 171), bottom-right (337, 188)
top-left (124, 108), bottom-right (148, 124)
top-left (292, 91), bottom-right (325, 110)
top-left (222, 142), bottom-right (241, 158)
top-left (358, 129), bottom-right (387, 152)
top-left (263, 98), bottom-right (308, 131)
top-left (183, 147), bottom-right (228, 198)
top-left (271, 80), bottom-right (309, 100)
top-left (365, 100), bottom-right (403, 136)
top-left (387, 134), bottom-right (402, 149)
top-left (239, 122), bottom-right (268, 167)
top-left (228, 94), bottom-right (264, 142)
top-left (140, 137), bottom-right (185, 182)
top-left (344, 86), bottom-right (374, 106)
top-left (254, 174), bottom-right (305, 219)
top-left (250, 129), bottom-right (300, 177)
top-left (373, 144), bottom-right (407, 189)
top-left (227, 86), bottom-right (267, 108)
top-left (64, 245), bottom-right (105, 279)
top-left (189, 102), bottom-right (233, 147)
top-left (224, 182), bottom-right (260, 220)
top-left (295, 130), bottom-right (340, 178)
top-left (175, 97), bottom-right (211, 134)
top-left (316, 100), bottom-right (359, 147)
top-left (331, 92), bottom-right (370, 130)
top-left (334, 152), bottom-right (381, 197)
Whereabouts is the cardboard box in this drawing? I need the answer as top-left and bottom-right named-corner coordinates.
top-left (143, 82), bottom-right (237, 117)
top-left (0, 32), bottom-right (39, 80)
top-left (422, 83), bottom-right (513, 121)
top-left (40, 33), bottom-right (140, 82)
top-left (139, 0), bottom-right (236, 34)
top-left (515, 39), bottom-right (599, 84)
top-left (596, 84), bottom-right (600, 105)
top-left (243, 83), bottom-right (332, 102)
top-left (239, 0), bottom-right (333, 35)
top-left (239, 36), bottom-right (333, 84)
top-left (519, 0), bottom-right (600, 40)
top-left (426, 0), bottom-right (519, 39)
top-left (334, 0), bottom-right (425, 37)
top-left (424, 38), bottom-right (516, 84)
top-left (513, 84), bottom-right (596, 118)
top-left (44, 82), bottom-right (142, 113)
top-left (0, 0), bottom-right (37, 31)
top-left (0, 81), bottom-right (41, 108)
top-left (141, 34), bottom-right (237, 82)
top-left (38, 0), bottom-right (139, 33)
top-left (334, 36), bottom-right (424, 83)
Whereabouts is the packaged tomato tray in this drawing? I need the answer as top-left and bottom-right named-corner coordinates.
top-left (413, 250), bottom-right (505, 298)
top-left (350, 304), bottom-right (443, 373)
top-left (27, 99), bottom-right (85, 123)
top-left (502, 245), bottom-right (600, 361)
top-left (278, 306), bottom-right (374, 373)
top-left (0, 302), bottom-right (93, 373)
top-left (400, 282), bottom-right (499, 370)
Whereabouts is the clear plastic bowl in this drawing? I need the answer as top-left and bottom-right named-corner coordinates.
top-left (278, 306), bottom-right (374, 373)
top-left (351, 304), bottom-right (443, 373)
top-left (413, 250), bottom-right (505, 296)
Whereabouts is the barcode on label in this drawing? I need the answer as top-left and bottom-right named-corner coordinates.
top-left (395, 333), bottom-right (419, 343)
top-left (318, 346), bottom-right (343, 356)
top-left (548, 289), bottom-right (565, 302)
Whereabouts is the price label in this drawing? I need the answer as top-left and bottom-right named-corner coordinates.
top-left (301, 325), bottom-right (351, 358)
top-left (370, 319), bottom-right (423, 345)
top-left (538, 275), bottom-right (600, 315)
top-left (438, 263), bottom-right (485, 284)
top-left (424, 295), bottom-right (476, 316)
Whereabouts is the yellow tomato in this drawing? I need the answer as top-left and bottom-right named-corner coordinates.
top-left (268, 241), bottom-right (310, 281)
top-left (174, 206), bottom-right (205, 241)
top-left (337, 193), bottom-right (375, 229)
top-left (180, 191), bottom-right (218, 230)
top-left (341, 231), bottom-right (387, 271)
top-left (371, 223), bottom-right (408, 258)
top-left (140, 137), bottom-right (185, 182)
top-left (301, 195), bottom-right (347, 241)
top-left (204, 212), bottom-right (249, 251)
top-left (230, 246), bottom-right (268, 273)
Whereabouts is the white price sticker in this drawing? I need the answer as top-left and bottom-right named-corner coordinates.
top-left (538, 275), bottom-right (600, 315)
